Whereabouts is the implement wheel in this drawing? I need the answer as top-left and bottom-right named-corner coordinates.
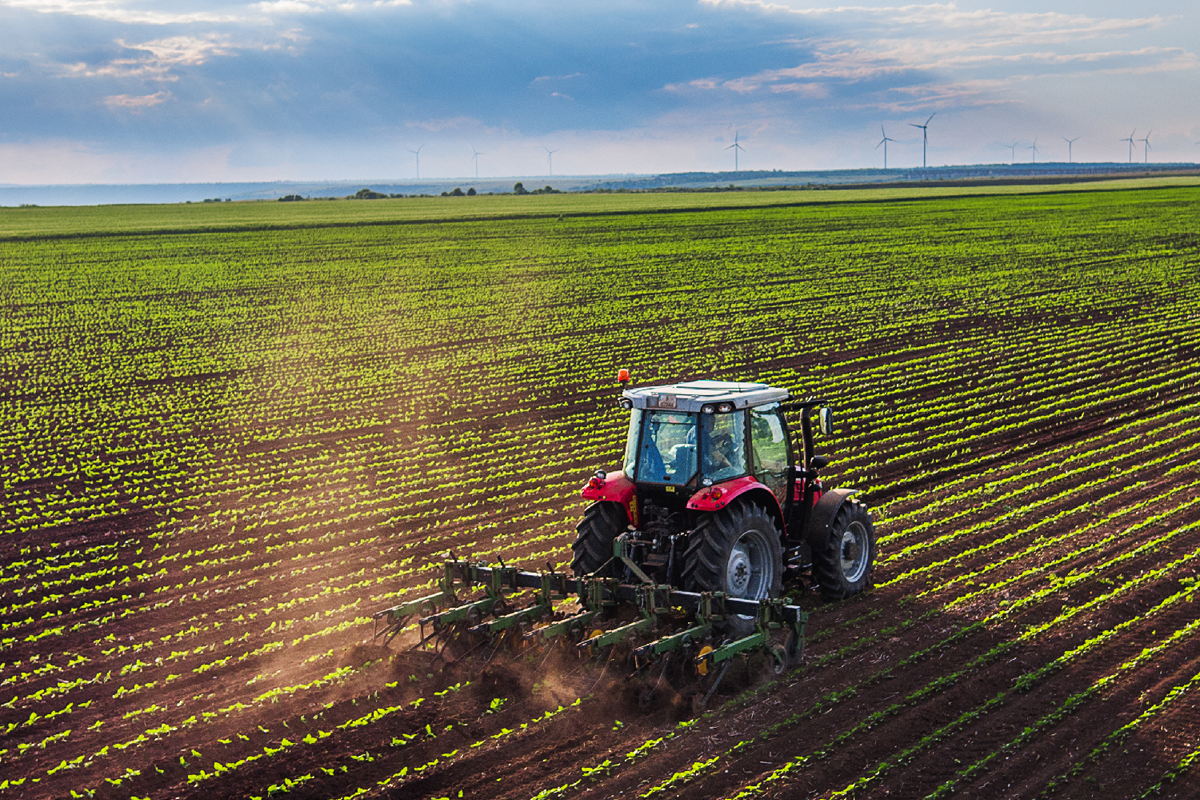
top-left (812, 498), bottom-right (876, 600)
top-left (681, 502), bottom-right (783, 637)
top-left (571, 501), bottom-right (627, 578)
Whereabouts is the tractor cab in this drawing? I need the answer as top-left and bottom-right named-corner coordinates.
top-left (614, 380), bottom-right (831, 534)
top-left (620, 380), bottom-right (791, 492)
top-left (579, 376), bottom-right (871, 605)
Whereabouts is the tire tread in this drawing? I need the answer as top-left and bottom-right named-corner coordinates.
top-left (811, 497), bottom-right (875, 601)
top-left (571, 501), bottom-right (628, 577)
top-left (681, 502), bottom-right (783, 597)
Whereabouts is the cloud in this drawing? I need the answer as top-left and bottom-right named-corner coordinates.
top-left (254, 0), bottom-right (359, 13)
top-left (701, 0), bottom-right (1164, 36)
top-left (1, 0), bottom-right (242, 24)
top-left (123, 35), bottom-right (234, 66)
top-left (103, 89), bottom-right (172, 109)
top-left (0, 0), bottom-right (1197, 181)
top-left (724, 44), bottom-right (1192, 85)
top-left (664, 78), bottom-right (719, 91)
top-left (48, 31), bottom-right (316, 84)
top-left (533, 72), bottom-right (583, 82)
top-left (404, 116), bottom-right (478, 132)
top-left (669, 3), bottom-right (1191, 115)
top-left (769, 82), bottom-right (827, 97)
top-left (866, 78), bottom-right (1019, 113)
top-left (1091, 49), bottom-right (1200, 76)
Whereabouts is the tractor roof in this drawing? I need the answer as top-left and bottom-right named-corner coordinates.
top-left (622, 380), bottom-right (789, 413)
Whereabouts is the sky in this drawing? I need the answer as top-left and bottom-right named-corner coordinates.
top-left (0, 0), bottom-right (1197, 184)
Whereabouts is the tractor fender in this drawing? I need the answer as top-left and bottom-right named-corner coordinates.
top-left (687, 476), bottom-right (785, 533)
top-left (581, 470), bottom-right (636, 511)
top-left (804, 488), bottom-right (861, 547)
top-left (580, 472), bottom-right (638, 527)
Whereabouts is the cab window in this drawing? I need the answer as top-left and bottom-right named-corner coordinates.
top-left (635, 411), bottom-right (697, 485)
top-left (750, 403), bottom-right (789, 502)
top-left (700, 411), bottom-right (747, 482)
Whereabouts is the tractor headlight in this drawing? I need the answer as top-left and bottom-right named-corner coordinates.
top-left (619, 399), bottom-right (634, 410)
top-left (701, 404), bottom-right (716, 414)
top-left (717, 402), bottom-right (734, 413)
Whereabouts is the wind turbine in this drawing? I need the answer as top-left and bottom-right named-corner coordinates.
top-left (726, 131), bottom-right (745, 171)
top-left (1138, 130), bottom-right (1152, 163)
top-left (1005, 141), bottom-right (1019, 165)
top-left (1063, 136), bottom-right (1079, 163)
top-left (1028, 138), bottom-right (1040, 163)
top-left (1121, 129), bottom-right (1136, 163)
top-left (908, 113), bottom-right (935, 168)
top-left (471, 145), bottom-right (483, 179)
top-left (408, 144), bottom-right (425, 179)
top-left (543, 145), bottom-right (557, 176)
top-left (876, 125), bottom-right (896, 169)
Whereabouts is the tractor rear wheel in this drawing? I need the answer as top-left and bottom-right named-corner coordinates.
top-left (812, 498), bottom-right (875, 600)
top-left (571, 501), bottom-right (628, 578)
top-left (682, 502), bottom-right (783, 636)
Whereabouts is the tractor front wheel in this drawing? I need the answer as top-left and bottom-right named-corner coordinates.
top-left (682, 502), bottom-right (783, 637)
top-left (571, 501), bottom-right (628, 578)
top-left (812, 498), bottom-right (875, 600)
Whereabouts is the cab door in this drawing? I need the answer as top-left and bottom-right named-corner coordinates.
top-left (749, 402), bottom-right (792, 508)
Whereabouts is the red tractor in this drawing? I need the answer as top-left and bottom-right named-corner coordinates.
top-left (573, 378), bottom-right (875, 619)
top-left (371, 376), bottom-right (874, 693)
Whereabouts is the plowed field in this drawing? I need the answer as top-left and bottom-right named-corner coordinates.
top-left (2, 183), bottom-right (1199, 800)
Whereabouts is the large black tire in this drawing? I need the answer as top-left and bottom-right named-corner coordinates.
top-left (682, 502), bottom-right (784, 636)
top-left (571, 501), bottom-right (628, 578)
top-left (812, 498), bottom-right (875, 600)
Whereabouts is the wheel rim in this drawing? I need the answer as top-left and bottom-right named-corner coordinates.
top-left (840, 521), bottom-right (869, 584)
top-left (725, 528), bottom-right (770, 600)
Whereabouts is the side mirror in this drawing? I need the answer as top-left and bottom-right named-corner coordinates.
top-left (818, 407), bottom-right (834, 436)
top-left (809, 455), bottom-right (829, 470)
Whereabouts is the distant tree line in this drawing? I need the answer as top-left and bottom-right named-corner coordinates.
top-left (269, 184), bottom-right (572, 201)
top-left (512, 183), bottom-right (559, 195)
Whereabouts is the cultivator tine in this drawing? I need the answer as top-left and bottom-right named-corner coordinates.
top-left (578, 616), bottom-right (653, 654)
top-left (372, 590), bottom-right (451, 644)
top-left (587, 576), bottom-right (616, 613)
top-left (379, 590), bottom-right (451, 622)
top-left (641, 653), bottom-right (673, 706)
top-left (632, 623), bottom-right (706, 663)
top-left (419, 595), bottom-right (497, 630)
top-left (540, 569), bottom-right (575, 603)
top-left (528, 610), bottom-right (598, 642)
top-left (470, 600), bottom-right (553, 638)
top-left (695, 631), bottom-right (768, 672)
top-left (694, 659), bottom-right (732, 714)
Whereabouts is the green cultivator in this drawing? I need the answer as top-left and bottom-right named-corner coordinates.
top-left (373, 544), bottom-right (806, 710)
top-left (373, 375), bottom-right (875, 710)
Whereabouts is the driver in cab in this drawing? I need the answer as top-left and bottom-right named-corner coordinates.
top-left (705, 432), bottom-right (738, 474)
